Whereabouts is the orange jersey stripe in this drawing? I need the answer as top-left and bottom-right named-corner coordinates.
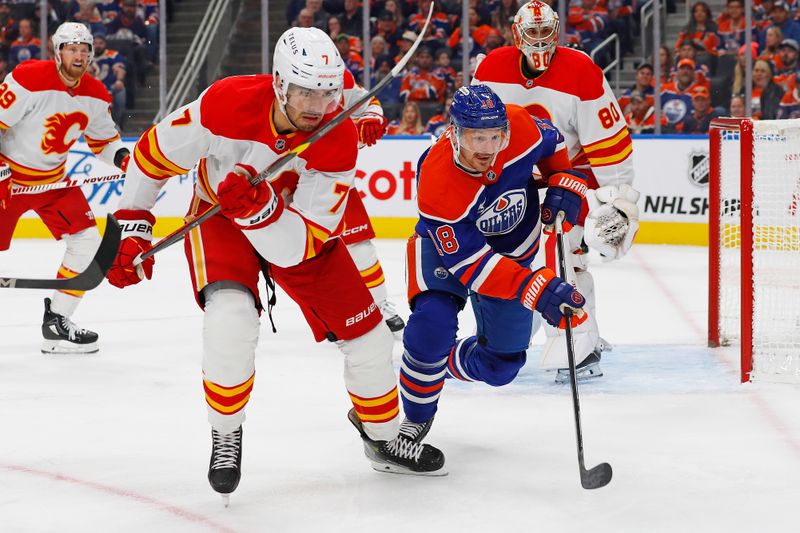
top-left (84, 133), bottom-right (121, 155)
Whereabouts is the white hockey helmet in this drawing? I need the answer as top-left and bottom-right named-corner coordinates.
top-left (52, 22), bottom-right (94, 68)
top-left (272, 27), bottom-right (345, 116)
top-left (512, 1), bottom-right (560, 71)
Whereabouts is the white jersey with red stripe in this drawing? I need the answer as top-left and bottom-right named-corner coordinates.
top-left (473, 46), bottom-right (634, 188)
top-left (118, 74), bottom-right (359, 269)
top-left (0, 59), bottom-right (124, 186)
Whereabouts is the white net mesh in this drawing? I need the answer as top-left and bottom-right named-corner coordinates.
top-left (717, 119), bottom-right (800, 383)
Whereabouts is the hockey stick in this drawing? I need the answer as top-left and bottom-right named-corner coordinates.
top-left (0, 213), bottom-right (121, 290)
top-left (134, 4), bottom-right (436, 266)
top-left (11, 172), bottom-right (126, 195)
top-left (554, 212), bottom-right (613, 490)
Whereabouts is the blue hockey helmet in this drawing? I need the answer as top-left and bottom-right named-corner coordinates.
top-left (449, 85), bottom-right (510, 167)
top-left (450, 85), bottom-right (509, 130)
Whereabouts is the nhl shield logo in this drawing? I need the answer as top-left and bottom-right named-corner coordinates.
top-left (275, 138), bottom-right (286, 152)
top-left (525, 79), bottom-right (534, 88)
top-left (486, 170), bottom-right (497, 182)
top-left (688, 151), bottom-right (709, 186)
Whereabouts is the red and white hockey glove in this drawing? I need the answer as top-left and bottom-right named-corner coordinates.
top-left (217, 164), bottom-right (284, 230)
top-left (107, 209), bottom-right (155, 288)
top-left (520, 267), bottom-right (588, 329)
top-left (541, 170), bottom-right (588, 232)
top-left (356, 112), bottom-right (389, 146)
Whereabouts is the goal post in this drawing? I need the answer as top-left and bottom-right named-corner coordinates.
top-left (709, 118), bottom-right (800, 384)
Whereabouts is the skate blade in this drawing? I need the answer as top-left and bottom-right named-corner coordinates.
top-left (41, 340), bottom-right (99, 354)
top-left (555, 364), bottom-right (603, 384)
top-left (369, 460), bottom-right (448, 477)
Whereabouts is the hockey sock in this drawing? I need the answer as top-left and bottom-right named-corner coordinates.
top-left (50, 227), bottom-right (101, 317)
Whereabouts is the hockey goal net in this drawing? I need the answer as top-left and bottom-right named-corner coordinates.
top-left (709, 118), bottom-right (800, 383)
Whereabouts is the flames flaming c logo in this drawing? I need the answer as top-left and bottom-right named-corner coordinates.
top-left (41, 112), bottom-right (89, 155)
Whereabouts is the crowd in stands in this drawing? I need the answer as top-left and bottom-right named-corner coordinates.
top-left (0, 0), bottom-right (163, 130)
top-left (288, 0), bottom-right (800, 137)
top-left (288, 0), bottom-right (641, 135)
top-left (619, 0), bottom-right (800, 134)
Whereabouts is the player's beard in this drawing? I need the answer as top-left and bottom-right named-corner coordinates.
top-left (60, 61), bottom-right (88, 85)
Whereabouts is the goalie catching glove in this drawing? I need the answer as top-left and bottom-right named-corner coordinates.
top-left (541, 170), bottom-right (588, 232)
top-left (520, 267), bottom-right (588, 329)
top-left (107, 209), bottom-right (155, 288)
top-left (217, 164), bottom-right (283, 229)
top-left (584, 183), bottom-right (640, 260)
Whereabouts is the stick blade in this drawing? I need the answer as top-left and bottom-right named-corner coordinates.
top-left (581, 462), bottom-right (613, 489)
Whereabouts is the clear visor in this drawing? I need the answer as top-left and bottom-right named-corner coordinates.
top-left (285, 82), bottom-right (342, 116)
top-left (455, 126), bottom-right (510, 155)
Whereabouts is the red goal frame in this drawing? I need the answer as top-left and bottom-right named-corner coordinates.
top-left (708, 118), bottom-right (753, 383)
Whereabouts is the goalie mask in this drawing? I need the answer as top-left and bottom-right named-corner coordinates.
top-left (448, 85), bottom-right (510, 173)
top-left (512, 1), bottom-right (559, 72)
top-left (52, 22), bottom-right (94, 70)
top-left (273, 27), bottom-right (345, 123)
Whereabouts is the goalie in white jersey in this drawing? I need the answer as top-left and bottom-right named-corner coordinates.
top-left (472, 1), bottom-right (641, 382)
top-left (0, 23), bottom-right (129, 354)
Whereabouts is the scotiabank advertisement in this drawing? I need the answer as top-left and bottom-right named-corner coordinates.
top-left (19, 135), bottom-right (712, 244)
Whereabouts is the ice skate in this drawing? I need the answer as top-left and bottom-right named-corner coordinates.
top-left (208, 426), bottom-right (242, 505)
top-left (555, 349), bottom-right (603, 384)
top-left (41, 298), bottom-right (99, 354)
top-left (379, 299), bottom-right (405, 333)
top-left (347, 408), bottom-right (446, 476)
top-left (398, 416), bottom-right (435, 444)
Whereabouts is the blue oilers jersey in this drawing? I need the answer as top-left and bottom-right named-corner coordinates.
top-left (414, 105), bottom-right (571, 302)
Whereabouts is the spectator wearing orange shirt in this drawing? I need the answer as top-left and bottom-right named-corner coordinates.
top-left (400, 47), bottom-right (446, 103)
top-left (774, 38), bottom-right (799, 90)
top-left (676, 2), bottom-right (721, 57)
top-left (447, 8), bottom-right (494, 59)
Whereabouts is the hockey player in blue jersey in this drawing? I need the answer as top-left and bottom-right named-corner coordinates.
top-left (397, 85), bottom-right (589, 456)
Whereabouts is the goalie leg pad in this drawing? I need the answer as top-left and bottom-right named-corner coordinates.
top-left (400, 291), bottom-right (459, 423)
top-left (202, 282), bottom-right (260, 434)
top-left (51, 226), bottom-right (102, 316)
top-left (339, 322), bottom-right (399, 442)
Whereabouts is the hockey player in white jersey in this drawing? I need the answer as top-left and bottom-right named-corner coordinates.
top-left (473, 1), bottom-right (641, 382)
top-left (107, 27), bottom-right (445, 503)
top-left (0, 22), bottom-right (129, 354)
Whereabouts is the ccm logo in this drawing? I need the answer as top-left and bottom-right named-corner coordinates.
top-left (346, 302), bottom-right (377, 327)
top-left (342, 224), bottom-right (368, 237)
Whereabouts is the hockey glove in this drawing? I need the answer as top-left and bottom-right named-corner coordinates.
top-left (541, 170), bottom-right (588, 232)
top-left (520, 267), bottom-right (588, 329)
top-left (356, 112), bottom-right (389, 146)
top-left (584, 183), bottom-right (640, 260)
top-left (107, 209), bottom-right (155, 288)
top-left (217, 164), bottom-right (283, 230)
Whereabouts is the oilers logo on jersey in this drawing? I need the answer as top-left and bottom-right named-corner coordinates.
top-left (477, 189), bottom-right (527, 235)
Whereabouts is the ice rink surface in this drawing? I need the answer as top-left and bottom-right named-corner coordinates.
top-left (1, 239), bottom-right (798, 533)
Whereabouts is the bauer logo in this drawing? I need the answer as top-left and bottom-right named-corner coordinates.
top-left (688, 151), bottom-right (709, 187)
top-left (345, 302), bottom-right (377, 327)
top-left (476, 189), bottom-right (526, 235)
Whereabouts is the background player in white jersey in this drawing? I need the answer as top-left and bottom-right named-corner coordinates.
top-left (472, 1), bottom-right (641, 382)
top-left (0, 23), bottom-right (129, 354)
top-left (106, 27), bottom-right (445, 502)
